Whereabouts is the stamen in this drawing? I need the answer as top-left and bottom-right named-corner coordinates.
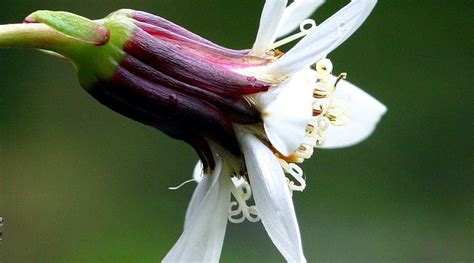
top-left (270, 19), bottom-right (316, 50)
top-left (334, 72), bottom-right (347, 88)
top-left (312, 103), bottom-right (324, 116)
top-left (313, 88), bottom-right (327, 99)
top-left (168, 178), bottom-right (199, 190)
top-left (229, 177), bottom-right (260, 223)
top-left (263, 58), bottom-right (351, 197)
top-left (278, 159), bottom-right (306, 194)
top-left (296, 143), bottom-right (314, 159)
top-left (307, 59), bottom-right (350, 147)
top-left (325, 103), bottom-right (348, 126)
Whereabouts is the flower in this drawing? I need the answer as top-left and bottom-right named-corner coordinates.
top-left (0, 0), bottom-right (385, 262)
top-left (162, 1), bottom-right (385, 262)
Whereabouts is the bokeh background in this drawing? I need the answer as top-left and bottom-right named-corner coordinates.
top-left (0, 0), bottom-right (472, 262)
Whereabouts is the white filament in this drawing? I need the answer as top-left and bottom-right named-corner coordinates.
top-left (271, 19), bottom-right (316, 49)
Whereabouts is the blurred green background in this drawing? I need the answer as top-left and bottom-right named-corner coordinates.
top-left (0, 0), bottom-right (472, 262)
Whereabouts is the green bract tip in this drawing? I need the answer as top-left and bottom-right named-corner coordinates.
top-left (24, 11), bottom-right (110, 45)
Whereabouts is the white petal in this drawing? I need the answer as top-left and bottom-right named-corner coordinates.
top-left (252, 0), bottom-right (288, 56)
top-left (276, 0), bottom-right (325, 38)
top-left (269, 0), bottom-right (377, 76)
top-left (164, 157), bottom-right (231, 263)
top-left (320, 78), bottom-right (386, 148)
top-left (259, 71), bottom-right (315, 156)
top-left (237, 131), bottom-right (306, 262)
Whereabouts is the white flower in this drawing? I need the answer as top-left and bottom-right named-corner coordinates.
top-left (164, 1), bottom-right (385, 262)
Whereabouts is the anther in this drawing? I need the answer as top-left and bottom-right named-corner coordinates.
top-left (313, 89), bottom-right (327, 99)
top-left (313, 107), bottom-right (323, 116)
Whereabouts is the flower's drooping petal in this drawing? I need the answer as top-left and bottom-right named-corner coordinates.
top-left (164, 157), bottom-right (231, 263)
top-left (259, 71), bottom-right (315, 156)
top-left (252, 0), bottom-right (288, 56)
top-left (275, 0), bottom-right (325, 38)
top-left (269, 0), bottom-right (377, 76)
top-left (238, 131), bottom-right (306, 262)
top-left (320, 78), bottom-right (386, 148)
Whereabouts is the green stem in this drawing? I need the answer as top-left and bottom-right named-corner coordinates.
top-left (0, 23), bottom-right (77, 51)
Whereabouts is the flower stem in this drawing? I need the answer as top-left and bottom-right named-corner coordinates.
top-left (0, 23), bottom-right (75, 50)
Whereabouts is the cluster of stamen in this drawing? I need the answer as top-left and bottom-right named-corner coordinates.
top-left (170, 155), bottom-right (261, 224)
top-left (228, 176), bottom-right (259, 223)
top-left (257, 19), bottom-right (350, 194)
top-left (277, 58), bottom-right (349, 194)
top-left (310, 60), bottom-right (349, 144)
top-left (219, 151), bottom-right (260, 224)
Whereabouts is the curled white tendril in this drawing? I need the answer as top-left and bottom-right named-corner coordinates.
top-left (278, 159), bottom-right (306, 195)
top-left (228, 177), bottom-right (260, 223)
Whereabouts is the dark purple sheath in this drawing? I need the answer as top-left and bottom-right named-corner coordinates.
top-left (86, 10), bottom-right (272, 170)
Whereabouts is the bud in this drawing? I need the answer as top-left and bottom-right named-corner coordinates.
top-left (91, 10), bottom-right (274, 170)
top-left (1, 9), bottom-right (273, 170)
